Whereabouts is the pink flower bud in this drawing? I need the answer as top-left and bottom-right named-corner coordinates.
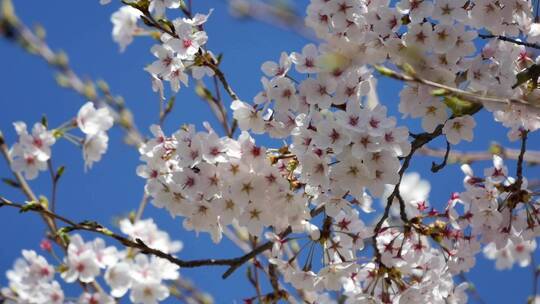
top-left (40, 239), bottom-right (52, 252)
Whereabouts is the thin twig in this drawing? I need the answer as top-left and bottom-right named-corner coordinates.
top-left (372, 124), bottom-right (445, 260)
top-left (226, 0), bottom-right (315, 40)
top-left (134, 5), bottom-right (239, 136)
top-left (213, 75), bottom-right (232, 137)
top-left (375, 66), bottom-right (540, 112)
top-left (0, 131), bottom-right (57, 232)
top-left (222, 205), bottom-right (325, 278)
top-left (431, 141), bottom-right (451, 173)
top-left (479, 33), bottom-right (540, 50)
top-left (0, 198), bottom-right (247, 268)
top-left (134, 192), bottom-right (149, 222)
top-left (516, 130), bottom-right (529, 189)
top-left (418, 145), bottom-right (540, 164)
top-left (46, 159), bottom-right (60, 213)
top-left (0, 196), bottom-right (325, 279)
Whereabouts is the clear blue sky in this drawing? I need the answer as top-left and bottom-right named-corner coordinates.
top-left (0, 1), bottom-right (539, 303)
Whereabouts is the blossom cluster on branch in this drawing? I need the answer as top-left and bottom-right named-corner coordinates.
top-left (2, 0), bottom-right (540, 303)
top-left (2, 218), bottom-right (182, 304)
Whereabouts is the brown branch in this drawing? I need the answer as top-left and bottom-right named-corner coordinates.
top-left (516, 130), bottom-right (529, 189)
top-left (134, 192), bottom-right (150, 222)
top-left (268, 263), bottom-right (281, 296)
top-left (170, 277), bottom-right (214, 304)
top-left (196, 80), bottom-right (233, 137)
top-left (0, 198), bottom-right (240, 268)
top-left (418, 145), bottom-right (540, 165)
top-left (226, 0), bottom-right (315, 40)
top-left (0, 131), bottom-right (57, 233)
top-left (479, 33), bottom-right (540, 50)
top-left (375, 66), bottom-right (540, 112)
top-left (430, 140), bottom-right (450, 173)
top-left (372, 124), bottom-right (445, 260)
top-left (0, 195), bottom-right (325, 279)
top-left (223, 205), bottom-right (325, 278)
top-left (205, 61), bottom-right (240, 102)
top-left (46, 159), bottom-right (63, 213)
top-left (1, 131), bottom-right (108, 293)
top-left (130, 3), bottom-right (240, 136)
top-left (212, 75), bottom-right (232, 137)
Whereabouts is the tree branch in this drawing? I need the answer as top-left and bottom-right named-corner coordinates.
top-left (0, 197), bottom-right (240, 268)
top-left (418, 145), bottom-right (540, 165)
top-left (516, 130), bottom-right (529, 189)
top-left (222, 205), bottom-right (325, 278)
top-left (0, 131), bottom-right (57, 233)
top-left (0, 195), bottom-right (325, 279)
top-left (479, 33), bottom-right (540, 50)
top-left (375, 66), bottom-right (540, 112)
top-left (226, 0), bottom-right (315, 40)
top-left (372, 124), bottom-right (445, 260)
top-left (431, 140), bottom-right (451, 173)
top-left (131, 3), bottom-right (240, 137)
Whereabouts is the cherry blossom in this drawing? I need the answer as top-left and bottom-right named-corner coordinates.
top-left (111, 6), bottom-right (141, 52)
top-left (5, 0), bottom-right (540, 302)
top-left (443, 115), bottom-right (476, 145)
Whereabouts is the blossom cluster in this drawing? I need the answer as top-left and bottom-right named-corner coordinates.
top-left (110, 0), bottom-right (216, 94)
top-left (5, 0), bottom-right (540, 303)
top-left (77, 102), bottom-right (114, 169)
top-left (2, 218), bottom-right (182, 304)
top-left (8, 101), bottom-right (113, 179)
top-left (144, 9), bottom-right (216, 95)
top-left (137, 124), bottom-right (314, 242)
top-left (9, 121), bottom-right (56, 180)
top-left (124, 0), bottom-right (540, 302)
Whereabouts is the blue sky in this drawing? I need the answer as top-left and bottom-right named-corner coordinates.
top-left (0, 1), bottom-right (539, 303)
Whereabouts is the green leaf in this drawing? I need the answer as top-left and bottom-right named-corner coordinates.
top-left (164, 96), bottom-right (175, 116)
top-left (56, 227), bottom-right (71, 245)
top-left (80, 220), bottom-right (100, 228)
top-left (34, 23), bottom-right (46, 40)
top-left (54, 51), bottom-right (69, 68)
top-left (431, 89), bottom-right (449, 97)
top-left (38, 196), bottom-right (49, 209)
top-left (55, 73), bottom-right (70, 88)
top-left (2, 177), bottom-right (20, 188)
top-left (19, 201), bottom-right (41, 213)
top-left (101, 228), bottom-right (114, 237)
top-left (96, 79), bottom-right (110, 93)
top-left (121, 0), bottom-right (150, 12)
top-left (41, 114), bottom-right (48, 128)
top-left (52, 129), bottom-right (64, 139)
top-left (374, 65), bottom-right (396, 77)
top-left (443, 96), bottom-right (482, 116)
top-left (195, 84), bottom-right (213, 101)
top-left (400, 62), bottom-right (416, 77)
top-left (158, 18), bottom-right (175, 34)
top-left (401, 14), bottom-right (411, 25)
top-left (513, 64), bottom-right (540, 89)
top-left (1, 0), bottom-right (17, 23)
top-left (216, 53), bottom-right (224, 65)
top-left (140, 15), bottom-right (154, 27)
top-left (488, 142), bottom-right (503, 155)
top-left (55, 166), bottom-right (65, 182)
